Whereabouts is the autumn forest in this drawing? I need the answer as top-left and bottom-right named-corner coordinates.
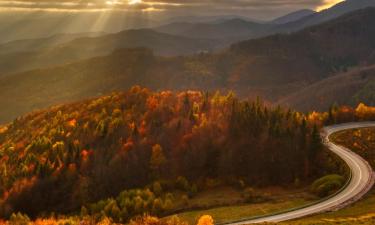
top-left (1, 0), bottom-right (375, 224)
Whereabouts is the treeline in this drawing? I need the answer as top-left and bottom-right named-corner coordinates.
top-left (0, 86), bottom-right (373, 219)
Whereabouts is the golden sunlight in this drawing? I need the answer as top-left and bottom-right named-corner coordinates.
top-left (316, 0), bottom-right (344, 11)
top-left (128, 0), bottom-right (142, 5)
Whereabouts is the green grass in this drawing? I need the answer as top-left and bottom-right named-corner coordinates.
top-left (165, 186), bottom-right (314, 224)
top-left (174, 198), bottom-right (309, 224)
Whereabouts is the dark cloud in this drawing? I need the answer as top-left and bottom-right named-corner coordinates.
top-left (0, 0), bottom-right (343, 19)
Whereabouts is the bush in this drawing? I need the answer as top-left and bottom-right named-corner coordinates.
top-left (152, 198), bottom-right (164, 215)
top-left (152, 182), bottom-right (163, 196)
top-left (188, 184), bottom-right (198, 198)
top-left (197, 215), bottom-right (214, 225)
top-left (237, 179), bottom-right (246, 190)
top-left (129, 215), bottom-right (188, 225)
top-left (311, 174), bottom-right (346, 197)
top-left (242, 187), bottom-right (266, 203)
top-left (9, 212), bottom-right (30, 225)
top-left (176, 176), bottom-right (190, 192)
top-left (181, 195), bottom-right (189, 206)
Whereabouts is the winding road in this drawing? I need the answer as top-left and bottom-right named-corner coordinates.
top-left (226, 122), bottom-right (375, 224)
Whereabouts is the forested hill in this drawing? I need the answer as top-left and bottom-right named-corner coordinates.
top-left (1, 8), bottom-right (375, 124)
top-left (0, 87), bottom-right (327, 218)
top-left (1, 87), bottom-right (375, 220)
top-left (229, 7), bottom-right (375, 85)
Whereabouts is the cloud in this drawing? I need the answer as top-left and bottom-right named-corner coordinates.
top-left (0, 0), bottom-right (344, 19)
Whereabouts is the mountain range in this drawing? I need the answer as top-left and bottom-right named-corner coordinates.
top-left (0, 7), bottom-right (375, 123)
top-left (0, 29), bottom-right (218, 76)
top-left (2, 0), bottom-right (375, 78)
top-left (157, 0), bottom-right (375, 40)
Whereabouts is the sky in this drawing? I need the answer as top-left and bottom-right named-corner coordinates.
top-left (0, 0), bottom-right (345, 20)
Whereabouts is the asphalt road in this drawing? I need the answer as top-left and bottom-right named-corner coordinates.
top-left (227, 122), bottom-right (375, 225)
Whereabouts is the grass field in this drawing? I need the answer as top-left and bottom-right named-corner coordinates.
top-left (165, 186), bottom-right (315, 224)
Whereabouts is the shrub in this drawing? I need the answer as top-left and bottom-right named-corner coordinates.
top-left (153, 182), bottom-right (163, 196)
top-left (197, 215), bottom-right (214, 225)
top-left (311, 174), bottom-right (346, 197)
top-left (176, 177), bottom-right (190, 192)
top-left (189, 184), bottom-right (198, 198)
top-left (129, 215), bottom-right (188, 225)
top-left (9, 212), bottom-right (30, 225)
top-left (237, 179), bottom-right (246, 190)
top-left (152, 198), bottom-right (164, 215)
top-left (242, 187), bottom-right (266, 203)
top-left (181, 195), bottom-right (189, 206)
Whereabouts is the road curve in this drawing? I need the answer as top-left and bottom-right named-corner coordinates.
top-left (226, 122), bottom-right (375, 225)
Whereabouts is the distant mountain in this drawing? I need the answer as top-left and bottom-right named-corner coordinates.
top-left (156, 18), bottom-right (272, 39)
top-left (0, 29), bottom-right (218, 76)
top-left (162, 15), bottom-right (262, 24)
top-left (277, 0), bottom-right (375, 32)
top-left (228, 7), bottom-right (375, 89)
top-left (1, 8), bottom-right (375, 123)
top-left (272, 9), bottom-right (316, 24)
top-left (157, 1), bottom-right (375, 43)
top-left (0, 12), bottom-right (160, 43)
top-left (0, 32), bottom-right (105, 54)
top-left (277, 65), bottom-right (375, 111)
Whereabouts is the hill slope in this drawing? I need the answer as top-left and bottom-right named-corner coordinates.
top-left (277, 66), bottom-right (375, 111)
top-left (272, 9), bottom-right (316, 24)
top-left (0, 32), bottom-right (105, 55)
top-left (0, 88), bottom-right (324, 219)
top-left (0, 29), bottom-right (217, 76)
top-left (156, 1), bottom-right (375, 42)
top-left (1, 8), bottom-right (375, 123)
top-left (0, 12), bottom-right (159, 43)
top-left (299, 0), bottom-right (375, 28)
top-left (156, 19), bottom-right (272, 40)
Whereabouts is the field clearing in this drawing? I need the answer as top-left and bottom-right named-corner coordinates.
top-left (165, 186), bottom-right (314, 224)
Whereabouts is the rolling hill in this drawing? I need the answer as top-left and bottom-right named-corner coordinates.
top-left (296, 0), bottom-right (375, 28)
top-left (157, 0), bottom-right (375, 42)
top-left (0, 87), bottom-right (329, 219)
top-left (277, 65), bottom-right (375, 112)
top-left (156, 19), bottom-right (272, 40)
top-left (0, 8), bottom-right (375, 123)
top-left (0, 12), bottom-right (160, 43)
top-left (271, 9), bottom-right (316, 24)
top-left (0, 32), bottom-right (106, 55)
top-left (0, 29), bottom-right (218, 76)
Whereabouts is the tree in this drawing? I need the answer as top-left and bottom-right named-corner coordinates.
top-left (150, 144), bottom-right (167, 179)
top-left (309, 124), bottom-right (322, 161)
top-left (197, 215), bottom-right (214, 225)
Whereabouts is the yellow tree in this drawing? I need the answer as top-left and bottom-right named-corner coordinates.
top-left (197, 215), bottom-right (214, 225)
top-left (150, 144), bottom-right (167, 179)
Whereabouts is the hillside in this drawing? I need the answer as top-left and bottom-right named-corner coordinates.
top-left (0, 12), bottom-right (159, 43)
top-left (1, 8), bottom-right (375, 123)
top-left (229, 7), bottom-right (375, 87)
top-left (155, 1), bottom-right (375, 42)
top-left (156, 19), bottom-right (272, 40)
top-left (0, 29), bottom-right (217, 76)
top-left (277, 66), bottom-right (375, 112)
top-left (293, 0), bottom-right (375, 29)
top-left (271, 9), bottom-right (316, 24)
top-left (0, 87), bottom-right (326, 219)
top-left (0, 32), bottom-right (105, 55)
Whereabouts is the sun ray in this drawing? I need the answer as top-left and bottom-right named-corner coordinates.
top-left (128, 0), bottom-right (142, 5)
